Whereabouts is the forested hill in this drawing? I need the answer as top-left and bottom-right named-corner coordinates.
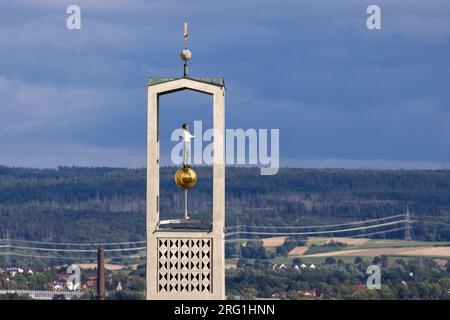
top-left (0, 165), bottom-right (450, 243)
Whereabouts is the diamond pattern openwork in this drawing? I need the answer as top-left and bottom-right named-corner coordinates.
top-left (157, 238), bottom-right (212, 293)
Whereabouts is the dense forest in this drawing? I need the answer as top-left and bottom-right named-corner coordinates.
top-left (0, 165), bottom-right (450, 245)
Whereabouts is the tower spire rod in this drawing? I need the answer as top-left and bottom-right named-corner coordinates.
top-left (184, 22), bottom-right (188, 49)
top-left (184, 189), bottom-right (189, 220)
top-left (180, 22), bottom-right (192, 78)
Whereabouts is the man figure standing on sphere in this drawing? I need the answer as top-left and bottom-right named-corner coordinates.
top-left (180, 123), bottom-right (195, 168)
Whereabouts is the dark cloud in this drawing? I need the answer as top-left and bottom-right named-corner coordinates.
top-left (0, 0), bottom-right (449, 168)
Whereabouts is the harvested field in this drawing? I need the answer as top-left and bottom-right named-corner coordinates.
top-left (288, 246), bottom-right (308, 256)
top-left (303, 246), bottom-right (450, 258)
top-left (397, 247), bottom-right (450, 257)
top-left (262, 236), bottom-right (287, 248)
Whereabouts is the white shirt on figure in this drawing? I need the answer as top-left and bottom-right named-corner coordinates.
top-left (181, 129), bottom-right (195, 142)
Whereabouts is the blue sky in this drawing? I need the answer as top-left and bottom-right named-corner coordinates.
top-left (0, 0), bottom-right (449, 169)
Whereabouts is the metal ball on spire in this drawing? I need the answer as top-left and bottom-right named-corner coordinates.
top-left (180, 49), bottom-right (192, 61)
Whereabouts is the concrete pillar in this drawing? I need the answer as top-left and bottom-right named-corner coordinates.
top-left (146, 78), bottom-right (225, 300)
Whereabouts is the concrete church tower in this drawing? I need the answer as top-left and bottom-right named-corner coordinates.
top-left (146, 23), bottom-right (225, 300)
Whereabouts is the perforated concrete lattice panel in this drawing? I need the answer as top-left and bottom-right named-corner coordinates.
top-left (157, 238), bottom-right (212, 293)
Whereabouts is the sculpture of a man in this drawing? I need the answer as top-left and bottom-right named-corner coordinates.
top-left (180, 123), bottom-right (195, 168)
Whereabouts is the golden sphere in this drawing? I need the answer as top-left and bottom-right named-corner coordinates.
top-left (174, 167), bottom-right (197, 189)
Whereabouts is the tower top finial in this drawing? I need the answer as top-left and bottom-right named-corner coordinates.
top-left (180, 22), bottom-right (192, 77)
top-left (184, 22), bottom-right (188, 49)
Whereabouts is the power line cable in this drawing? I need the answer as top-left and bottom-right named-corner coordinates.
top-left (0, 245), bottom-right (146, 253)
top-left (225, 214), bottom-right (405, 230)
top-left (224, 219), bottom-right (407, 237)
top-left (348, 226), bottom-right (409, 238)
top-left (0, 239), bottom-right (146, 246)
top-left (224, 226), bottom-right (409, 243)
top-left (0, 251), bottom-right (146, 260)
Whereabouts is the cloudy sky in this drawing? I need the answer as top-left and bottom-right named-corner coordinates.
top-left (0, 0), bottom-right (449, 169)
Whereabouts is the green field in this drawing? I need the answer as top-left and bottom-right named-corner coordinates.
top-left (226, 236), bottom-right (450, 267)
